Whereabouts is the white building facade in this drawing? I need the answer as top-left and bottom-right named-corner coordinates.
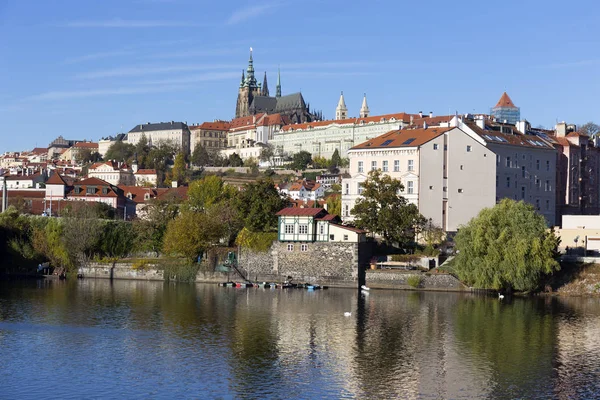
top-left (127, 122), bottom-right (191, 154)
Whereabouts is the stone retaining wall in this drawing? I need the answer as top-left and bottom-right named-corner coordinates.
top-left (366, 270), bottom-right (466, 291)
top-left (80, 263), bottom-right (164, 281)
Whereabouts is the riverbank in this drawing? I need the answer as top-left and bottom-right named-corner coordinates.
top-left (550, 262), bottom-right (600, 296)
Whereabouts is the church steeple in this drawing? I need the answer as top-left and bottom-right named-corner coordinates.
top-left (262, 71), bottom-right (269, 96)
top-left (245, 47), bottom-right (257, 88)
top-left (276, 67), bottom-right (281, 98)
top-left (240, 70), bottom-right (245, 88)
top-left (335, 91), bottom-right (348, 120)
top-left (359, 93), bottom-right (369, 118)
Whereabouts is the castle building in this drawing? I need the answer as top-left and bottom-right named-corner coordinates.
top-left (491, 92), bottom-right (520, 125)
top-left (235, 49), bottom-right (318, 124)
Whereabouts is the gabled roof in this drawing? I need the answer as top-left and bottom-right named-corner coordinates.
top-left (90, 161), bottom-right (129, 171)
top-left (494, 92), bottom-right (517, 108)
top-left (464, 122), bottom-right (555, 149)
top-left (280, 112), bottom-right (417, 132)
top-left (276, 207), bottom-right (327, 217)
top-left (350, 127), bottom-right (452, 150)
top-left (46, 172), bottom-right (67, 185)
top-left (230, 113), bottom-right (266, 130)
top-left (117, 185), bottom-right (158, 204)
top-left (30, 147), bottom-right (48, 155)
top-left (76, 177), bottom-right (112, 186)
top-left (135, 169), bottom-right (157, 175)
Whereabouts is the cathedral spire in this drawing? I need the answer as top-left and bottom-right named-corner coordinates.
top-left (240, 69), bottom-right (245, 87)
top-left (359, 93), bottom-right (370, 118)
top-left (335, 91), bottom-right (348, 120)
top-left (245, 47), bottom-right (257, 88)
top-left (262, 71), bottom-right (269, 96)
top-left (276, 67), bottom-right (281, 98)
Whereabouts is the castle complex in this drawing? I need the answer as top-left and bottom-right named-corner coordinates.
top-left (234, 49), bottom-right (319, 124)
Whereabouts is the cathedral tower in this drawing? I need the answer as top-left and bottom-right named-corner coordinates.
top-left (335, 91), bottom-right (348, 120)
top-left (359, 93), bottom-right (369, 118)
top-left (235, 48), bottom-right (261, 119)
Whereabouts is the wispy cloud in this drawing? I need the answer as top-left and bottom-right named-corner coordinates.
top-left (227, 2), bottom-right (282, 25)
top-left (75, 64), bottom-right (238, 80)
top-left (59, 18), bottom-right (203, 28)
top-left (63, 50), bottom-right (136, 64)
top-left (27, 85), bottom-right (190, 101)
top-left (134, 71), bottom-right (239, 86)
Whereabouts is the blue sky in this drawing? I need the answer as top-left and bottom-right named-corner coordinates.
top-left (1, 0), bottom-right (599, 152)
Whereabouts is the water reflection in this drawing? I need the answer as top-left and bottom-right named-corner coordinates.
top-left (0, 280), bottom-right (599, 399)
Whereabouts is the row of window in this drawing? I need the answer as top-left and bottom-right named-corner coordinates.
top-left (499, 155), bottom-right (551, 171)
top-left (284, 224), bottom-right (309, 234)
top-left (358, 159), bottom-right (414, 173)
top-left (287, 244), bottom-right (308, 252)
top-left (500, 176), bottom-right (552, 191)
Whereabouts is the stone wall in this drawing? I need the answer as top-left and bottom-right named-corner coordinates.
top-left (80, 262), bottom-right (164, 281)
top-left (366, 270), bottom-right (466, 291)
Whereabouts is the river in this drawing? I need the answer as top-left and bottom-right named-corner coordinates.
top-left (0, 279), bottom-right (599, 399)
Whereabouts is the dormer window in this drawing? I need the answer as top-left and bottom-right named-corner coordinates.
top-left (102, 187), bottom-right (108, 195)
top-left (127, 193), bottom-right (133, 200)
top-left (144, 193), bottom-right (150, 200)
top-left (74, 186), bottom-right (81, 194)
top-left (86, 186), bottom-right (96, 194)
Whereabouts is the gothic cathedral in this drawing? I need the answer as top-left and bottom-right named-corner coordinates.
top-left (234, 49), bottom-right (321, 124)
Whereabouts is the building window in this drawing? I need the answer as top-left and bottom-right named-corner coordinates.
top-left (382, 160), bottom-right (388, 172)
top-left (536, 160), bottom-right (540, 170)
top-left (343, 235), bottom-right (349, 241)
top-left (344, 204), bottom-right (349, 216)
top-left (319, 225), bottom-right (325, 235)
top-left (433, 143), bottom-right (438, 150)
top-left (546, 160), bottom-right (550, 171)
top-left (536, 178), bottom-right (541, 189)
top-left (521, 166), bottom-right (526, 178)
top-left (496, 155), bottom-right (500, 165)
top-left (496, 176), bottom-right (498, 187)
top-left (521, 186), bottom-right (526, 199)
top-left (546, 199), bottom-right (550, 210)
top-left (407, 181), bottom-right (414, 194)
top-left (358, 183), bottom-right (364, 195)
top-left (545, 180), bottom-right (550, 191)
top-left (535, 199), bottom-right (540, 210)
top-left (371, 161), bottom-right (377, 171)
top-left (329, 234), bottom-right (335, 241)
top-left (358, 161), bottom-right (364, 173)
top-left (299, 224), bottom-right (308, 234)
top-left (408, 160), bottom-right (414, 171)
top-left (301, 244), bottom-right (308, 252)
top-left (460, 165), bottom-right (464, 170)
top-left (285, 224), bottom-right (294, 234)
top-left (87, 186), bottom-right (95, 194)
top-left (458, 188), bottom-right (463, 193)
top-left (287, 244), bottom-right (294, 251)
top-left (467, 145), bottom-right (472, 152)
top-left (506, 157), bottom-right (511, 168)
top-left (394, 160), bottom-right (400, 172)
top-left (506, 177), bottom-right (510, 188)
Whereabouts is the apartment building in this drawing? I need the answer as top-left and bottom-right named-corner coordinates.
top-left (127, 122), bottom-right (191, 154)
top-left (342, 126), bottom-right (496, 232)
top-left (189, 120), bottom-right (230, 154)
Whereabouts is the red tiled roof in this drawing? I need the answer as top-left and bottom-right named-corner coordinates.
top-left (117, 185), bottom-right (158, 204)
top-left (30, 147), bottom-right (48, 155)
top-left (73, 142), bottom-right (98, 149)
top-left (6, 189), bottom-right (46, 199)
top-left (191, 121), bottom-right (231, 131)
top-left (465, 122), bottom-right (555, 149)
top-left (494, 92), bottom-right (517, 108)
top-left (229, 113), bottom-right (266, 130)
top-left (135, 169), bottom-right (157, 175)
top-left (351, 127), bottom-right (451, 150)
top-left (566, 131), bottom-right (589, 138)
top-left (46, 172), bottom-right (67, 185)
top-left (76, 177), bottom-right (111, 186)
top-left (315, 214), bottom-right (337, 221)
top-left (280, 112), bottom-right (417, 132)
top-left (155, 186), bottom-right (189, 201)
top-left (90, 161), bottom-right (129, 171)
top-left (276, 207), bottom-right (327, 216)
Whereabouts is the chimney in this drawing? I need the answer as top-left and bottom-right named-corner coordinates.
top-left (423, 121), bottom-right (428, 129)
top-left (556, 122), bottom-right (567, 137)
top-left (172, 181), bottom-right (178, 188)
top-left (429, 111), bottom-right (433, 118)
top-left (418, 111), bottom-right (423, 118)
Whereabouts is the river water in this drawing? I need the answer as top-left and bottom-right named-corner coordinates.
top-left (0, 279), bottom-right (599, 399)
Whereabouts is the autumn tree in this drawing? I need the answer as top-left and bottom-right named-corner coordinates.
top-left (134, 192), bottom-right (182, 256)
top-left (187, 175), bottom-right (236, 211)
top-left (351, 169), bottom-right (425, 247)
top-left (453, 199), bottom-right (560, 292)
top-left (167, 152), bottom-right (187, 186)
top-left (326, 194), bottom-right (341, 216)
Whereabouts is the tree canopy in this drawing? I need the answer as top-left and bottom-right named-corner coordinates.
top-left (351, 169), bottom-right (425, 246)
top-left (104, 141), bottom-right (135, 163)
top-left (290, 151), bottom-right (313, 171)
top-left (452, 198), bottom-right (560, 292)
top-left (234, 178), bottom-right (287, 232)
top-left (228, 153), bottom-right (244, 167)
top-left (191, 145), bottom-right (210, 167)
top-left (578, 121), bottom-right (600, 138)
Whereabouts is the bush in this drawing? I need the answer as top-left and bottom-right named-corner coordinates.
top-left (407, 275), bottom-right (423, 288)
top-left (390, 254), bottom-right (420, 264)
top-left (235, 228), bottom-right (277, 252)
top-left (132, 259), bottom-right (152, 270)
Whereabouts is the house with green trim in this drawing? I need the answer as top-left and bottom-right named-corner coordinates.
top-left (276, 207), bottom-right (367, 244)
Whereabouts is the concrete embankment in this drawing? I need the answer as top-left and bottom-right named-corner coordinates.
top-left (366, 270), bottom-right (467, 291)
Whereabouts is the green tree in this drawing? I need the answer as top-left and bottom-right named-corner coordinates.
top-left (452, 198), bottom-right (560, 292)
top-left (326, 194), bottom-right (341, 216)
top-left (162, 209), bottom-right (225, 262)
top-left (104, 141), bottom-right (135, 162)
top-left (331, 149), bottom-right (342, 167)
top-left (62, 204), bottom-right (103, 268)
top-left (187, 175), bottom-right (236, 211)
top-left (290, 150), bottom-right (312, 171)
top-left (234, 178), bottom-right (287, 232)
top-left (168, 152), bottom-right (187, 186)
top-left (191, 145), bottom-right (210, 167)
top-left (134, 193), bottom-right (182, 256)
top-left (244, 157), bottom-right (259, 175)
top-left (228, 153), bottom-right (244, 167)
top-left (78, 149), bottom-right (102, 163)
top-left (351, 169), bottom-right (425, 246)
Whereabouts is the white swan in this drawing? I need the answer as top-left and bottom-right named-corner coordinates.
top-left (361, 285), bottom-right (370, 291)
top-left (498, 293), bottom-right (505, 299)
top-left (344, 312), bottom-right (352, 317)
